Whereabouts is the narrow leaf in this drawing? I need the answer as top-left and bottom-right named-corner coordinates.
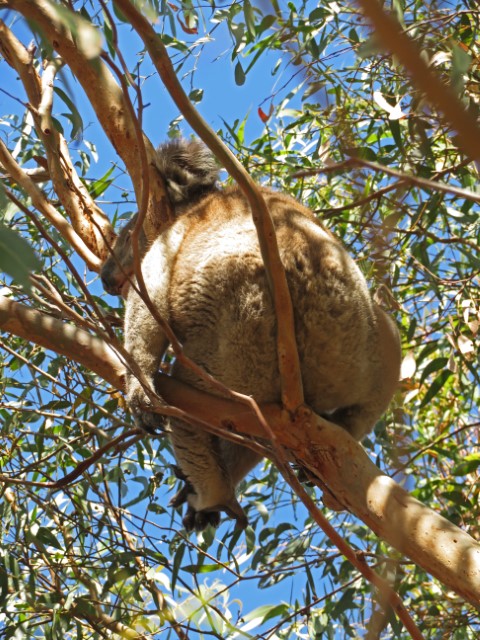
top-left (0, 224), bottom-right (41, 290)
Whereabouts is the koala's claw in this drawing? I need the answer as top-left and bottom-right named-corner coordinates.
top-left (128, 387), bottom-right (169, 434)
top-left (133, 410), bottom-right (167, 435)
top-left (180, 500), bottom-right (248, 533)
top-left (183, 507), bottom-right (221, 532)
top-left (172, 465), bottom-right (188, 481)
top-left (169, 483), bottom-right (193, 508)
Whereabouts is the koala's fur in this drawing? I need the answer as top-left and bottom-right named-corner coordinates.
top-left (101, 139), bottom-right (401, 532)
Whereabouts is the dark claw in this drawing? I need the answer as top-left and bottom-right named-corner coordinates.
top-left (169, 466), bottom-right (195, 508)
top-left (181, 502), bottom-right (247, 533)
top-left (182, 506), bottom-right (221, 532)
top-left (182, 506), bottom-right (196, 532)
top-left (169, 484), bottom-right (191, 508)
top-left (195, 510), bottom-right (221, 531)
top-left (134, 411), bottom-right (168, 435)
top-left (224, 507), bottom-right (248, 530)
top-left (172, 465), bottom-right (188, 481)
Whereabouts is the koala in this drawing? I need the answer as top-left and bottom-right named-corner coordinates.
top-left (101, 138), bottom-right (402, 532)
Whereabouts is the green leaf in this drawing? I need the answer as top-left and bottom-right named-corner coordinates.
top-left (0, 562), bottom-right (8, 606)
top-left (88, 165), bottom-right (115, 199)
top-left (244, 603), bottom-right (289, 624)
top-left (452, 454), bottom-right (480, 476)
top-left (357, 35), bottom-right (382, 58)
top-left (35, 526), bottom-right (63, 550)
top-left (54, 87), bottom-right (84, 140)
top-left (309, 7), bottom-right (327, 22)
top-left (0, 223), bottom-right (42, 290)
top-left (334, 588), bottom-right (357, 616)
top-left (258, 14), bottom-right (276, 35)
top-left (451, 44), bottom-right (471, 94)
top-left (420, 370), bottom-right (453, 408)
top-left (182, 563), bottom-right (222, 573)
top-left (419, 357), bottom-right (449, 385)
top-left (243, 0), bottom-right (256, 38)
top-left (234, 61), bottom-right (246, 86)
top-left (171, 543), bottom-right (185, 592)
top-left (188, 88), bottom-right (204, 104)
top-left (389, 119), bottom-right (404, 152)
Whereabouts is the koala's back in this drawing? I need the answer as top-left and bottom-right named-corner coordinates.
top-left (161, 186), bottom-right (383, 416)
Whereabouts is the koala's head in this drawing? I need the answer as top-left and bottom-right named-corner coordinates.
top-left (100, 214), bottom-right (146, 297)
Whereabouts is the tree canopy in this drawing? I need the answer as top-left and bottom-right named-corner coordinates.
top-left (0, 1), bottom-right (479, 638)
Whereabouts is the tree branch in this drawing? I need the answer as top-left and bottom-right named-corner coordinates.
top-left (155, 374), bottom-right (480, 611)
top-left (292, 157), bottom-right (480, 205)
top-left (356, 0), bottom-right (480, 162)
top-left (0, 295), bottom-right (124, 388)
top-left (5, 0), bottom-right (168, 230)
top-left (0, 139), bottom-right (102, 271)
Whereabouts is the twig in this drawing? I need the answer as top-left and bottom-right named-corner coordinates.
top-left (276, 459), bottom-right (425, 639)
top-left (0, 431), bottom-right (138, 489)
top-left (0, 20), bottom-right (114, 259)
top-left (0, 140), bottom-right (102, 270)
top-left (292, 157), bottom-right (480, 204)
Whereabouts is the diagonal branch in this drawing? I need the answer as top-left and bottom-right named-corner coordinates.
top-left (292, 157), bottom-right (480, 205)
top-left (112, 0), bottom-right (304, 415)
top-left (0, 139), bottom-right (102, 271)
top-left (0, 295), bottom-right (124, 388)
top-left (5, 0), bottom-right (168, 229)
top-left (155, 374), bottom-right (480, 612)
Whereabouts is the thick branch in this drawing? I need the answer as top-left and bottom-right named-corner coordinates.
top-left (155, 374), bottom-right (480, 610)
top-left (0, 296), bottom-right (124, 388)
top-left (356, 0), bottom-right (480, 162)
top-left (2, 300), bottom-right (479, 609)
top-left (0, 139), bottom-right (102, 271)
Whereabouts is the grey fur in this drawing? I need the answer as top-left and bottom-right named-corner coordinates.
top-left (154, 138), bottom-right (219, 205)
top-left (101, 140), bottom-right (402, 532)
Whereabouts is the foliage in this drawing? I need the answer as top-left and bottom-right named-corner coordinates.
top-left (0, 1), bottom-right (479, 638)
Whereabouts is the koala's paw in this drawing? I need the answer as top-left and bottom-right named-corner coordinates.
top-left (127, 383), bottom-right (167, 434)
top-left (181, 500), bottom-right (248, 533)
top-left (223, 499), bottom-right (249, 531)
top-left (182, 506), bottom-right (221, 532)
top-left (169, 468), bottom-right (249, 532)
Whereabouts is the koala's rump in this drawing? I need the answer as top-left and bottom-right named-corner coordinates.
top-left (167, 198), bottom-right (378, 415)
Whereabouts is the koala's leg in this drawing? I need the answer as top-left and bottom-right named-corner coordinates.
top-left (330, 307), bottom-right (401, 440)
top-left (219, 441), bottom-right (263, 487)
top-left (124, 288), bottom-right (169, 433)
top-left (329, 402), bottom-right (387, 441)
top-left (169, 421), bottom-right (248, 531)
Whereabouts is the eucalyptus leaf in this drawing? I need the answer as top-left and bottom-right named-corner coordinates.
top-left (0, 224), bottom-right (41, 290)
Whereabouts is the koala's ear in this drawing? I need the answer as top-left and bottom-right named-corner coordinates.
top-left (155, 138), bottom-right (219, 206)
